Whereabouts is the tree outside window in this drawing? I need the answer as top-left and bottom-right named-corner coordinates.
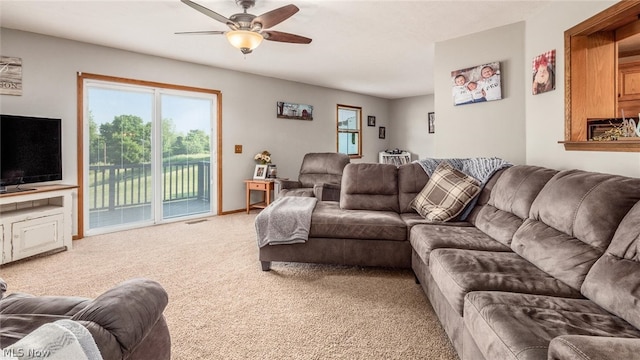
top-left (337, 104), bottom-right (362, 157)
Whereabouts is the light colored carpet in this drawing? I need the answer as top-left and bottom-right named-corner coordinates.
top-left (0, 212), bottom-right (458, 360)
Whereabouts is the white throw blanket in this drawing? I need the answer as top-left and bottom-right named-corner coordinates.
top-left (1, 320), bottom-right (103, 360)
top-left (255, 196), bottom-right (318, 248)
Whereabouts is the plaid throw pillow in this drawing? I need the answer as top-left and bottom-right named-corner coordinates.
top-left (411, 161), bottom-right (481, 221)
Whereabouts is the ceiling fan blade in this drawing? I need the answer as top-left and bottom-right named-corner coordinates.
top-left (263, 30), bottom-right (311, 44)
top-left (180, 0), bottom-right (237, 27)
top-left (252, 4), bottom-right (299, 29)
top-left (175, 30), bottom-right (226, 35)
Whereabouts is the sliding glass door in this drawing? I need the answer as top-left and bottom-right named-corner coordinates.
top-left (160, 93), bottom-right (213, 220)
top-left (85, 80), bottom-right (216, 234)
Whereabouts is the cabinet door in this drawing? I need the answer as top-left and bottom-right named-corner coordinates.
top-left (0, 224), bottom-right (7, 264)
top-left (11, 214), bottom-right (64, 261)
top-left (619, 62), bottom-right (640, 101)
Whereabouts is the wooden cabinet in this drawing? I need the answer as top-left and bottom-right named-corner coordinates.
top-left (618, 62), bottom-right (640, 117)
top-left (0, 185), bottom-right (76, 264)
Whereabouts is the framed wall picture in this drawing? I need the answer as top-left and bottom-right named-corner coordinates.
top-left (0, 56), bottom-right (22, 96)
top-left (367, 116), bottom-right (376, 126)
top-left (379, 126), bottom-right (386, 139)
top-left (428, 112), bottom-right (435, 133)
top-left (532, 50), bottom-right (556, 95)
top-left (451, 61), bottom-right (502, 106)
top-left (276, 101), bottom-right (313, 120)
top-left (253, 164), bottom-right (268, 180)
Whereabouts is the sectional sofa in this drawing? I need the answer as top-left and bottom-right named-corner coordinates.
top-left (258, 161), bottom-right (640, 360)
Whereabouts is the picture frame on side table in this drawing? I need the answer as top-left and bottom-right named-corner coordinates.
top-left (253, 164), bottom-right (268, 180)
top-left (428, 112), bottom-right (435, 133)
top-left (379, 126), bottom-right (386, 139)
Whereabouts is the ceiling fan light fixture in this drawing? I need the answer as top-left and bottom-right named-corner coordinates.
top-left (226, 30), bottom-right (263, 53)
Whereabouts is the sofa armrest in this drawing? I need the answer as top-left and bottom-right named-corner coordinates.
top-left (274, 179), bottom-right (302, 189)
top-left (549, 335), bottom-right (640, 360)
top-left (313, 183), bottom-right (341, 201)
top-left (71, 278), bottom-right (169, 359)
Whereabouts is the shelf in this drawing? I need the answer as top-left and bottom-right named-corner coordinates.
top-left (559, 140), bottom-right (640, 152)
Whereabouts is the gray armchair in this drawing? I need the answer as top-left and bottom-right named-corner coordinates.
top-left (275, 152), bottom-right (350, 201)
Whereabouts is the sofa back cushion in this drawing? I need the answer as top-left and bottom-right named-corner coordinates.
top-left (340, 163), bottom-right (399, 212)
top-left (511, 170), bottom-right (640, 291)
top-left (472, 165), bottom-right (557, 246)
top-left (298, 152), bottom-right (350, 188)
top-left (398, 163), bottom-right (430, 213)
top-left (581, 200), bottom-right (640, 330)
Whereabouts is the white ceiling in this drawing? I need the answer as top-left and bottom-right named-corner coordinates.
top-left (0, 0), bottom-right (551, 99)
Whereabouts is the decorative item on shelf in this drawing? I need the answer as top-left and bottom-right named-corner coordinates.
top-left (254, 150), bottom-right (272, 164)
top-left (588, 116), bottom-right (640, 141)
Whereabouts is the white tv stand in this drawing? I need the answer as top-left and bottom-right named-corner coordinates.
top-left (0, 185), bottom-right (76, 265)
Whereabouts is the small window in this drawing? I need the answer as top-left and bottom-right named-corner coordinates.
top-left (337, 104), bottom-right (362, 157)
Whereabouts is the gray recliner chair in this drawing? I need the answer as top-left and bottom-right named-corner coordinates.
top-left (275, 152), bottom-right (350, 201)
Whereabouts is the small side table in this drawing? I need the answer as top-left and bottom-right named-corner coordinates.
top-left (244, 179), bottom-right (274, 214)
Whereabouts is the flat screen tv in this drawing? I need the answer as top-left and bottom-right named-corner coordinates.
top-left (0, 114), bottom-right (63, 192)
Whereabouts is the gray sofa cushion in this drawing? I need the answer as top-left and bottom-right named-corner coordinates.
top-left (309, 201), bottom-right (406, 241)
top-left (473, 165), bottom-right (557, 246)
top-left (340, 163), bottom-right (400, 212)
top-left (582, 200), bottom-right (640, 330)
top-left (548, 335), bottom-right (640, 360)
top-left (410, 225), bottom-right (510, 266)
top-left (398, 162), bottom-right (430, 213)
top-left (430, 249), bottom-right (581, 315)
top-left (511, 170), bottom-right (640, 291)
top-left (464, 291), bottom-right (640, 360)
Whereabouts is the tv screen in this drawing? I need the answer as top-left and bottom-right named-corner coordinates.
top-left (0, 114), bottom-right (63, 188)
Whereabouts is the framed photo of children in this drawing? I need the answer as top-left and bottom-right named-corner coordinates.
top-left (253, 164), bottom-right (268, 180)
top-left (428, 112), bottom-right (435, 133)
top-left (532, 50), bottom-right (556, 95)
top-left (451, 61), bottom-right (502, 106)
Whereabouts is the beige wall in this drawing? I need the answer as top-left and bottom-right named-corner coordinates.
top-left (0, 29), bottom-right (390, 224)
top-left (392, 1), bottom-right (640, 177)
top-left (524, 0), bottom-right (640, 177)
top-left (432, 22), bottom-right (527, 164)
top-left (388, 94), bottom-right (434, 160)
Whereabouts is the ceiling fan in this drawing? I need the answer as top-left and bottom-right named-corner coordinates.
top-left (177, 0), bottom-right (312, 54)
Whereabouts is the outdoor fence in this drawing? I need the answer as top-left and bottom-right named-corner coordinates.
top-left (88, 161), bottom-right (210, 211)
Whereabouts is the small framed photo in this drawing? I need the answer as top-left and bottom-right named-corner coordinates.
top-left (367, 115), bottom-right (376, 127)
top-left (428, 112), bottom-right (435, 134)
top-left (379, 126), bottom-right (386, 139)
top-left (253, 164), bottom-right (268, 180)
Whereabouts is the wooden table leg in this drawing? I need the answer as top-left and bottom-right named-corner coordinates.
top-left (245, 182), bottom-right (251, 214)
top-left (266, 184), bottom-right (271, 206)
